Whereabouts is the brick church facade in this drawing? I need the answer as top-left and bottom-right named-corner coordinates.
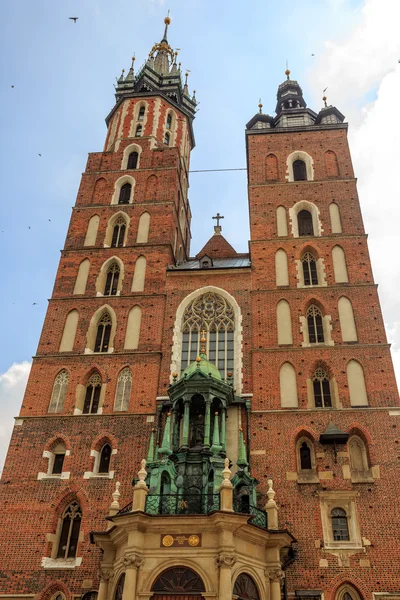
top-left (1, 17), bottom-right (399, 600)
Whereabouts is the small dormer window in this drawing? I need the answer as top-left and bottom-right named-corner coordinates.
top-left (199, 255), bottom-right (213, 269)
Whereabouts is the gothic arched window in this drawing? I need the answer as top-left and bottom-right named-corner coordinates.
top-left (307, 305), bottom-right (324, 343)
top-left (104, 263), bottom-right (120, 296)
top-left (98, 444), bottom-right (112, 474)
top-left (300, 441), bottom-right (312, 469)
top-left (138, 106), bottom-right (145, 121)
top-left (302, 252), bottom-right (318, 285)
top-left (118, 183), bottom-right (131, 205)
top-left (114, 367), bottom-right (132, 411)
top-left (135, 124), bottom-right (143, 137)
top-left (233, 573), bottom-right (260, 600)
top-left (293, 159), bottom-right (307, 181)
top-left (111, 217), bottom-right (126, 248)
top-left (331, 507), bottom-right (350, 541)
top-left (83, 373), bottom-right (102, 413)
top-left (114, 574), bottom-right (125, 600)
top-left (127, 151), bottom-right (138, 170)
top-left (181, 292), bottom-right (235, 380)
top-left (166, 113), bottom-right (172, 130)
top-left (57, 501), bottom-right (82, 559)
top-left (48, 370), bottom-right (69, 413)
top-left (298, 209), bottom-right (314, 235)
top-left (164, 132), bottom-right (170, 146)
top-left (312, 366), bottom-right (332, 407)
top-left (94, 313), bottom-right (112, 352)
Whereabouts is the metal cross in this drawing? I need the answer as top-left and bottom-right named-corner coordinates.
top-left (212, 213), bottom-right (224, 227)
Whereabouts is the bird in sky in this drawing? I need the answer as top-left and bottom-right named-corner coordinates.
top-left (323, 86), bottom-right (328, 93)
top-left (38, 154), bottom-right (41, 157)
top-left (11, 85), bottom-right (14, 88)
top-left (32, 302), bottom-right (38, 306)
top-left (69, 17), bottom-right (79, 23)
top-left (48, 219), bottom-right (51, 222)
top-left (311, 53), bottom-right (315, 56)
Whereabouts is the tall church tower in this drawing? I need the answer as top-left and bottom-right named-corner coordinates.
top-left (1, 20), bottom-right (400, 600)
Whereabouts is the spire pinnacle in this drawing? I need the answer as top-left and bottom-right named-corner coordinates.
top-left (258, 98), bottom-right (263, 114)
top-left (162, 12), bottom-right (171, 42)
top-left (212, 212), bottom-right (224, 234)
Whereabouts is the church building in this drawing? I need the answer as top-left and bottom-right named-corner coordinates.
top-left (1, 16), bottom-right (400, 600)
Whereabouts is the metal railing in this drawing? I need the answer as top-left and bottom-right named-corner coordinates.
top-left (145, 493), bottom-right (220, 516)
top-left (233, 498), bottom-right (268, 529)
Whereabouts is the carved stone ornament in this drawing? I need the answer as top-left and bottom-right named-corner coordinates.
top-left (215, 553), bottom-right (237, 568)
top-left (267, 569), bottom-right (285, 583)
top-left (123, 552), bottom-right (143, 569)
top-left (99, 568), bottom-right (115, 582)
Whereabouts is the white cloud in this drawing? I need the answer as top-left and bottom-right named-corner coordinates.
top-left (0, 362), bottom-right (31, 474)
top-left (309, 0), bottom-right (400, 390)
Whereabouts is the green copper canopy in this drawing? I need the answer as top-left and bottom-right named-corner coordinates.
top-left (181, 353), bottom-right (222, 381)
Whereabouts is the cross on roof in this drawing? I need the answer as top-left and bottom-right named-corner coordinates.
top-left (212, 213), bottom-right (224, 227)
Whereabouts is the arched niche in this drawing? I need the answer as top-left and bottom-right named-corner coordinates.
top-left (73, 259), bottom-right (90, 295)
top-left (275, 249), bottom-right (289, 286)
top-left (124, 306), bottom-right (142, 350)
top-left (131, 255), bottom-right (146, 292)
top-left (276, 205), bottom-right (288, 237)
top-left (84, 215), bottom-right (100, 246)
top-left (59, 310), bottom-right (79, 352)
top-left (279, 362), bottom-right (298, 407)
top-left (266, 153), bottom-right (279, 181)
top-left (329, 202), bottom-right (342, 233)
top-left (332, 245), bottom-right (349, 283)
top-left (325, 150), bottom-right (339, 177)
top-left (277, 300), bottom-right (293, 345)
top-left (347, 359), bottom-right (368, 406)
top-left (338, 297), bottom-right (357, 342)
top-left (136, 212), bottom-right (150, 243)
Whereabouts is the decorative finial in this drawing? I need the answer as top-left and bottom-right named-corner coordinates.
top-left (212, 212), bottom-right (224, 234)
top-left (200, 329), bottom-right (207, 355)
top-left (285, 68), bottom-right (290, 80)
top-left (110, 481), bottom-right (121, 510)
top-left (131, 55), bottom-right (135, 67)
top-left (172, 371), bottom-right (178, 382)
top-left (138, 459), bottom-right (147, 484)
top-left (266, 479), bottom-right (277, 507)
top-left (221, 457), bottom-right (233, 487)
top-left (196, 356), bottom-right (201, 364)
top-left (258, 98), bottom-right (263, 114)
top-left (323, 95), bottom-right (328, 108)
top-left (185, 71), bottom-right (189, 85)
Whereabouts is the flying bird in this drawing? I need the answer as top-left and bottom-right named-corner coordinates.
top-left (311, 53), bottom-right (315, 56)
top-left (32, 302), bottom-right (38, 306)
top-left (69, 17), bottom-right (79, 23)
top-left (38, 153), bottom-right (42, 157)
top-left (323, 87), bottom-right (328, 93)
top-left (11, 85), bottom-right (14, 88)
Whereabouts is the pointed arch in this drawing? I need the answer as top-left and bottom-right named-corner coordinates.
top-left (95, 256), bottom-right (124, 296)
top-left (104, 211), bottom-right (129, 248)
top-left (265, 153), bottom-right (279, 181)
top-left (233, 573), bottom-right (260, 600)
top-left (335, 583), bottom-right (363, 600)
top-left (124, 306), bottom-right (142, 350)
top-left (48, 370), bottom-right (69, 413)
top-left (329, 201), bottom-right (342, 233)
top-left (73, 259), bottom-right (90, 295)
top-left (276, 205), bottom-right (288, 237)
top-left (338, 296), bottom-right (358, 342)
top-left (325, 149), bottom-right (339, 177)
top-left (92, 177), bottom-right (106, 204)
top-left (111, 175), bottom-right (135, 205)
top-left (289, 200), bottom-right (322, 238)
top-left (332, 245), bottom-right (349, 283)
top-left (136, 211), bottom-right (150, 243)
top-left (59, 310), bottom-right (79, 352)
top-left (122, 142), bottom-right (142, 170)
top-left (131, 255), bottom-right (146, 292)
top-left (279, 362), bottom-right (298, 407)
top-left (84, 215), bottom-right (100, 246)
top-left (114, 367), bottom-right (132, 411)
top-left (286, 150), bottom-right (314, 182)
top-left (171, 286), bottom-right (243, 392)
top-left (145, 174), bottom-right (158, 200)
top-left (275, 249), bottom-right (289, 286)
top-left (277, 300), bottom-right (293, 345)
top-left (56, 501), bottom-right (82, 559)
top-left (85, 305), bottom-right (117, 354)
top-left (347, 360), bottom-right (368, 406)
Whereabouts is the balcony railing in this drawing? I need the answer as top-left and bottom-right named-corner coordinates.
top-left (233, 498), bottom-right (268, 529)
top-left (145, 493), bottom-right (220, 516)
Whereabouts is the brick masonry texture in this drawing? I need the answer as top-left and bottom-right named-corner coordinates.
top-left (1, 88), bottom-right (400, 600)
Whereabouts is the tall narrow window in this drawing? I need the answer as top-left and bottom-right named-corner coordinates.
top-left (135, 124), bottom-right (142, 137)
top-left (181, 292), bottom-right (235, 380)
top-left (104, 263), bottom-right (120, 296)
top-left (83, 373), bottom-right (102, 413)
top-left (57, 501), bottom-right (82, 559)
top-left (138, 106), bottom-right (145, 121)
top-left (298, 210), bottom-right (314, 236)
top-left (166, 113), bottom-right (172, 130)
top-left (118, 183), bottom-right (131, 205)
top-left (48, 370), bottom-right (69, 413)
top-left (52, 446), bottom-right (66, 475)
top-left (111, 217), bottom-right (126, 248)
top-left (94, 313), bottom-right (112, 352)
top-left (293, 159), bottom-right (307, 181)
top-left (164, 132), bottom-right (170, 146)
top-left (98, 444), bottom-right (112, 474)
top-left (302, 252), bottom-right (318, 285)
top-left (307, 305), bottom-right (324, 343)
top-left (127, 151), bottom-right (138, 170)
top-left (114, 367), bottom-right (132, 411)
top-left (312, 367), bottom-right (332, 407)
top-left (114, 575), bottom-right (125, 600)
top-left (331, 508), bottom-right (350, 541)
top-left (300, 442), bottom-right (312, 470)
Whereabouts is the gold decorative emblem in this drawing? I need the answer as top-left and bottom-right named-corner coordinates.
top-left (188, 534), bottom-right (200, 547)
top-left (162, 535), bottom-right (174, 547)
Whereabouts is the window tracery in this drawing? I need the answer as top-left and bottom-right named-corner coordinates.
top-left (57, 501), bottom-right (82, 559)
top-left (312, 367), bottom-right (332, 407)
top-left (307, 305), bottom-right (324, 343)
top-left (111, 217), bottom-right (126, 248)
top-left (83, 373), bottom-right (102, 414)
top-left (302, 252), bottom-right (318, 285)
top-left (114, 367), bottom-right (132, 411)
top-left (104, 263), bottom-right (120, 296)
top-left (331, 507), bottom-right (350, 541)
top-left (181, 292), bottom-right (235, 380)
top-left (94, 313), bottom-right (112, 353)
top-left (48, 370), bottom-right (69, 413)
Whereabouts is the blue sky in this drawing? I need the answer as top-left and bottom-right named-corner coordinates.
top-left (1, 0), bottom-right (400, 469)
